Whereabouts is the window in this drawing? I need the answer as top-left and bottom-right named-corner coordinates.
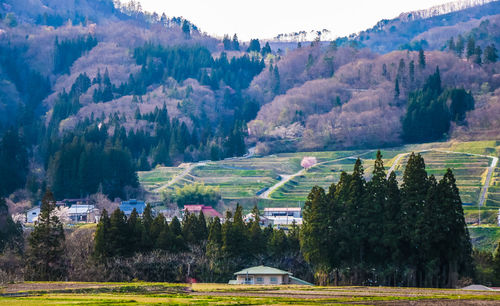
top-left (244, 277), bottom-right (253, 284)
top-left (256, 277), bottom-right (263, 284)
top-left (270, 277), bottom-right (278, 284)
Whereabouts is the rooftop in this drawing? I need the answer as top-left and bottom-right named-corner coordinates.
top-left (234, 265), bottom-right (292, 276)
top-left (264, 207), bottom-right (301, 212)
top-left (68, 205), bottom-right (95, 214)
top-left (183, 205), bottom-right (222, 218)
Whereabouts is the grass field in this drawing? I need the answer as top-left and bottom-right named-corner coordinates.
top-left (1, 282), bottom-right (500, 305)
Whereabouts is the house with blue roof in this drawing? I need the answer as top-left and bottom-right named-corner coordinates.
top-left (120, 199), bottom-right (146, 217)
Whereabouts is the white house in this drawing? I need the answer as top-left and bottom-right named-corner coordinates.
top-left (68, 205), bottom-right (96, 222)
top-left (26, 206), bottom-right (40, 223)
top-left (263, 207), bottom-right (302, 225)
top-left (228, 265), bottom-right (312, 285)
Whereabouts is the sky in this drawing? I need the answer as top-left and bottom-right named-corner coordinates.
top-left (125, 0), bottom-right (454, 41)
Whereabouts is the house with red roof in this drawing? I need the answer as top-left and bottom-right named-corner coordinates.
top-left (182, 205), bottom-right (222, 218)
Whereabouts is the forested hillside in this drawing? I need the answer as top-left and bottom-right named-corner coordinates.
top-left (0, 0), bottom-right (499, 203)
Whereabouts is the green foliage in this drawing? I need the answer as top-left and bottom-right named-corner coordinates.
top-left (402, 69), bottom-right (475, 142)
top-left (247, 39), bottom-right (261, 53)
top-left (483, 44), bottom-right (498, 64)
top-left (301, 152), bottom-right (472, 287)
top-left (25, 190), bottom-right (67, 280)
top-left (0, 197), bottom-right (23, 252)
top-left (54, 35), bottom-right (98, 74)
top-left (174, 183), bottom-right (221, 208)
top-left (130, 44), bottom-right (264, 93)
top-left (0, 129), bottom-right (28, 197)
top-left (402, 67), bottom-right (449, 143)
top-left (47, 135), bottom-right (138, 199)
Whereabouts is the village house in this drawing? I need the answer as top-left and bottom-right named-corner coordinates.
top-left (263, 207), bottom-right (302, 225)
top-left (68, 204), bottom-right (97, 222)
top-left (228, 265), bottom-right (312, 285)
top-left (120, 199), bottom-right (146, 217)
top-left (182, 204), bottom-right (222, 218)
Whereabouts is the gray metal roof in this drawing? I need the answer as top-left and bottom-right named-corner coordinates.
top-left (234, 265), bottom-right (292, 276)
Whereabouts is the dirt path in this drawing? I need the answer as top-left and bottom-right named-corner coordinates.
top-left (152, 163), bottom-right (202, 193)
top-left (259, 151), bottom-right (374, 200)
top-left (479, 156), bottom-right (498, 207)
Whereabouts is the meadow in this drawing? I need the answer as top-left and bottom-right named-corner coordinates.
top-left (1, 282), bottom-right (500, 305)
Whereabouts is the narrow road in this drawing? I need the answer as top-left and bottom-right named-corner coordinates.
top-left (259, 151), bottom-right (373, 200)
top-left (479, 156), bottom-right (498, 207)
top-left (386, 153), bottom-right (408, 178)
top-left (152, 163), bottom-right (202, 193)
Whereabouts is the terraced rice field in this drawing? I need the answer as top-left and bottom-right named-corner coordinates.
top-left (139, 141), bottom-right (500, 210)
top-left (391, 151), bottom-right (490, 205)
top-left (138, 167), bottom-right (182, 192)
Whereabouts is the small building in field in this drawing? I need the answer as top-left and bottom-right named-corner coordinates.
top-left (263, 207), bottom-right (302, 225)
top-left (120, 199), bottom-right (146, 217)
top-left (26, 206), bottom-right (41, 223)
top-left (182, 204), bottom-right (222, 218)
top-left (228, 265), bottom-right (313, 285)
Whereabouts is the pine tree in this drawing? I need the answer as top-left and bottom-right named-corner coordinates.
top-left (383, 172), bottom-right (402, 265)
top-left (365, 151), bottom-right (387, 265)
top-left (483, 44), bottom-right (499, 64)
top-left (400, 153), bottom-right (428, 284)
top-left (248, 205), bottom-right (264, 255)
top-left (0, 197), bottom-right (22, 252)
top-left (418, 49), bottom-right (426, 69)
top-left (169, 216), bottom-right (186, 252)
top-left (151, 214), bottom-right (166, 247)
top-left (466, 37), bottom-right (476, 59)
top-left (268, 228), bottom-right (288, 257)
top-left (26, 190), bottom-right (67, 280)
top-left (347, 159), bottom-right (366, 265)
top-left (222, 205), bottom-right (247, 258)
top-left (232, 34), bottom-right (240, 51)
top-left (409, 60), bottom-right (415, 84)
top-left (208, 216), bottom-right (222, 246)
top-left (127, 208), bottom-right (144, 253)
top-left (196, 211), bottom-right (208, 241)
top-left (394, 78), bottom-right (400, 98)
top-left (437, 169), bottom-right (473, 287)
top-left (108, 208), bottom-right (130, 257)
top-left (301, 186), bottom-right (330, 279)
top-left (93, 209), bottom-right (111, 260)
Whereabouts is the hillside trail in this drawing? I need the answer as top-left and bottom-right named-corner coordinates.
top-left (259, 150), bottom-right (374, 200)
top-left (152, 147), bottom-right (256, 193)
top-left (387, 149), bottom-right (498, 207)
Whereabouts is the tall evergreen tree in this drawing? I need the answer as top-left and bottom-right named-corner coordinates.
top-left (93, 209), bottom-right (111, 260)
top-left (400, 153), bottom-right (428, 285)
top-left (418, 49), bottom-right (426, 69)
top-left (301, 186), bottom-right (330, 281)
top-left (0, 197), bottom-right (22, 252)
top-left (25, 190), bottom-right (67, 280)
